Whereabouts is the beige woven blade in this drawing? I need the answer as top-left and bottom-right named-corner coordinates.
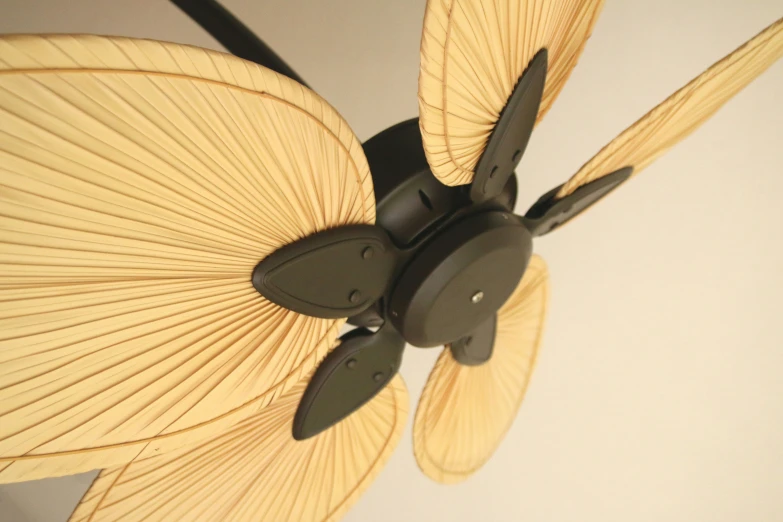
top-left (67, 374), bottom-right (408, 522)
top-left (0, 35), bottom-right (374, 483)
top-left (419, 0), bottom-right (604, 186)
top-left (413, 255), bottom-right (549, 484)
top-left (557, 17), bottom-right (783, 199)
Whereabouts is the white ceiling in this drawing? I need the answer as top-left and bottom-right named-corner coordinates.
top-left (1, 1), bottom-right (782, 521)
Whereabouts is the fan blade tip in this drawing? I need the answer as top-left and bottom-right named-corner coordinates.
top-left (554, 16), bottom-right (783, 213)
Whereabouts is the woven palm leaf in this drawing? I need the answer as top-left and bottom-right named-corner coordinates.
top-left (67, 375), bottom-right (408, 522)
top-left (558, 17), bottom-right (783, 198)
top-left (0, 34), bottom-right (374, 483)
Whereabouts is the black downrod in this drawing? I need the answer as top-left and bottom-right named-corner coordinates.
top-left (170, 0), bottom-right (310, 87)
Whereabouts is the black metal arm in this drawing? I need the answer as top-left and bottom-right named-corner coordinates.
top-left (170, 0), bottom-right (309, 87)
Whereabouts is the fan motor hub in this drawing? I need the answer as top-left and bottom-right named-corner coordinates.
top-left (388, 211), bottom-right (532, 347)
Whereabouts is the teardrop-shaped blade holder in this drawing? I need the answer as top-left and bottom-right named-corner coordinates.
top-left (293, 325), bottom-right (405, 440)
top-left (470, 49), bottom-right (548, 203)
top-left (521, 167), bottom-right (633, 237)
top-left (252, 225), bottom-right (398, 318)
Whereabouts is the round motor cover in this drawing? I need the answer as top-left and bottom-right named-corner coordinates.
top-left (389, 211), bottom-right (532, 347)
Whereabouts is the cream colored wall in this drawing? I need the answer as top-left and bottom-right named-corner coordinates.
top-left (1, 0), bottom-right (781, 521)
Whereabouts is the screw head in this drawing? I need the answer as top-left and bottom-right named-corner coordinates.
top-left (362, 246), bottom-right (374, 260)
top-left (346, 358), bottom-right (357, 370)
top-left (372, 372), bottom-right (384, 383)
top-left (349, 290), bottom-right (362, 303)
top-left (471, 291), bottom-right (484, 304)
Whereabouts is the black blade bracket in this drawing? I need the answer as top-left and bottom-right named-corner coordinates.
top-left (293, 326), bottom-right (405, 440)
top-left (470, 48), bottom-right (548, 203)
top-left (252, 225), bottom-right (398, 319)
top-left (522, 167), bottom-right (633, 237)
top-left (449, 314), bottom-right (497, 366)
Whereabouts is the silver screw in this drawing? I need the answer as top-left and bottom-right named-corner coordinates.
top-left (471, 291), bottom-right (484, 304)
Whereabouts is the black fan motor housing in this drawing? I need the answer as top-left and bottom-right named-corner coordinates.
top-left (388, 211), bottom-right (531, 347)
top-left (358, 118), bottom-right (528, 347)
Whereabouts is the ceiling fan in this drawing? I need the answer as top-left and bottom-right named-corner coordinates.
top-left (0, 0), bottom-right (781, 519)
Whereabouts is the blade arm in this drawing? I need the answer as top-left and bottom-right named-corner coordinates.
top-left (469, 49), bottom-right (548, 203)
top-left (293, 325), bottom-right (406, 440)
top-left (252, 225), bottom-right (399, 319)
top-left (449, 314), bottom-right (497, 366)
top-left (169, 0), bottom-right (310, 87)
top-left (521, 167), bottom-right (632, 237)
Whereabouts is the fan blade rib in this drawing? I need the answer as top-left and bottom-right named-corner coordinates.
top-left (68, 375), bottom-right (408, 522)
top-left (413, 255), bottom-right (549, 484)
top-left (557, 17), bottom-right (783, 200)
top-left (419, 0), bottom-right (605, 186)
top-left (0, 35), bottom-right (374, 483)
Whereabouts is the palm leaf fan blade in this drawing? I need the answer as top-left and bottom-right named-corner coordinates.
top-left (67, 375), bottom-right (408, 522)
top-left (558, 17), bottom-right (783, 199)
top-left (0, 35), bottom-right (374, 483)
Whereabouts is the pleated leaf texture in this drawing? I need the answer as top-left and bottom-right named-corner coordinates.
top-left (0, 35), bottom-right (375, 483)
top-left (419, 0), bottom-right (604, 186)
top-left (558, 17), bottom-right (783, 198)
top-left (68, 375), bottom-right (408, 522)
top-left (413, 255), bottom-right (549, 484)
